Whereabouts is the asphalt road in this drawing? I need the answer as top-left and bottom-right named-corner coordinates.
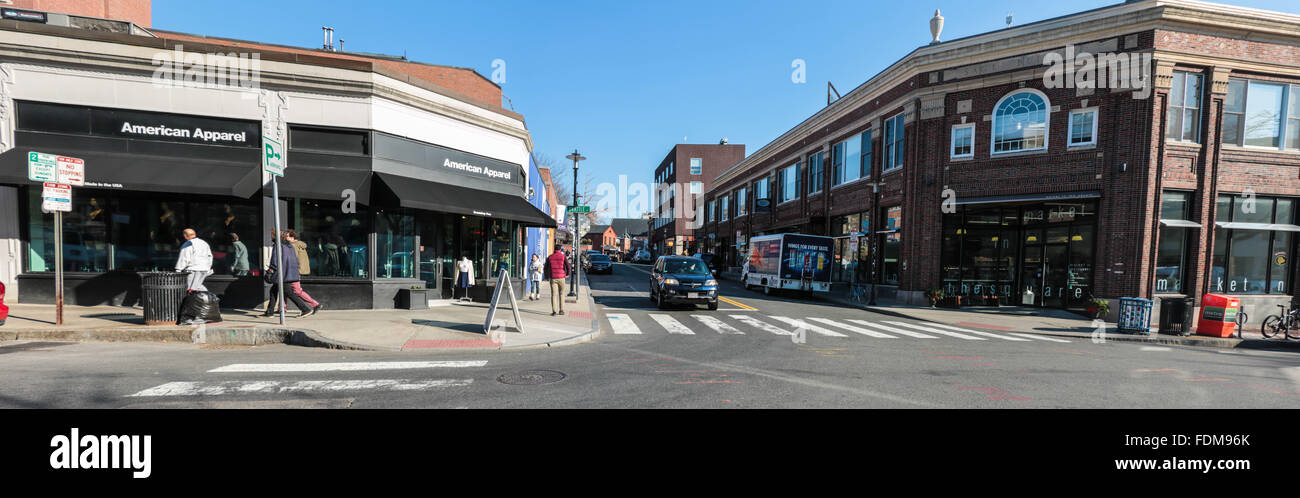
top-left (3, 262), bottom-right (1299, 408)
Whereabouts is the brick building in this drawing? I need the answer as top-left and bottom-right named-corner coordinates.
top-left (702, 0), bottom-right (1300, 319)
top-left (650, 142), bottom-right (745, 256)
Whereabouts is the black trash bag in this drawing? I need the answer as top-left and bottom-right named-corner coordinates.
top-left (177, 291), bottom-right (223, 325)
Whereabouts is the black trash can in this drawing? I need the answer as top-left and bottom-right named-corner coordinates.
top-left (1158, 296), bottom-right (1196, 336)
top-left (138, 272), bottom-right (188, 325)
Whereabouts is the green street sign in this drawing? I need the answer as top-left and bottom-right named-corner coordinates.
top-left (567, 205), bottom-right (591, 214)
top-left (262, 136), bottom-right (285, 177)
top-left (27, 151), bottom-right (57, 182)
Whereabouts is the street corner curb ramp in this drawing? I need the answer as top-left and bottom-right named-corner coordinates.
top-left (0, 324), bottom-right (380, 351)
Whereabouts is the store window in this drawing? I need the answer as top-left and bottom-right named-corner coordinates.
top-left (778, 162), bottom-right (799, 203)
top-left (1068, 108), bottom-right (1098, 147)
top-left (26, 191), bottom-right (260, 275)
top-left (1156, 191), bottom-right (1194, 294)
top-left (291, 198), bottom-right (370, 278)
top-left (808, 151), bottom-right (824, 195)
top-left (951, 123), bottom-right (974, 158)
top-left (992, 90), bottom-right (1048, 154)
top-left (1212, 194), bottom-right (1296, 294)
top-left (883, 115), bottom-right (904, 171)
top-left (881, 206), bottom-right (903, 285)
top-left (375, 208), bottom-right (416, 279)
top-left (1166, 71), bottom-right (1203, 143)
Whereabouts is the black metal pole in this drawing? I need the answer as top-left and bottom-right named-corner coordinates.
top-left (566, 149), bottom-right (584, 298)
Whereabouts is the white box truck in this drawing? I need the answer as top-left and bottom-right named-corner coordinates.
top-left (742, 233), bottom-right (834, 295)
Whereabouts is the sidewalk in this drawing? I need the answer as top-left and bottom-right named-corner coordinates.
top-left (718, 271), bottom-right (1300, 351)
top-left (0, 276), bottom-right (601, 352)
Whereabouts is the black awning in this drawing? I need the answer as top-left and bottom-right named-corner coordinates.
top-left (0, 139), bottom-right (261, 197)
top-left (376, 172), bottom-right (555, 227)
top-left (271, 167), bottom-right (372, 205)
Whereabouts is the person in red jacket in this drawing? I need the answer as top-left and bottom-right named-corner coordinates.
top-left (545, 246), bottom-right (571, 316)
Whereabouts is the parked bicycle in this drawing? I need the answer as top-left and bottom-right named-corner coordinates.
top-left (1260, 303), bottom-right (1300, 340)
top-left (849, 283), bottom-right (870, 304)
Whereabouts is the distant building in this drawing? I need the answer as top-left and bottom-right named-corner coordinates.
top-left (650, 143), bottom-right (745, 256)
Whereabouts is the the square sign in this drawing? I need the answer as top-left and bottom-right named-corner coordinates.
top-left (27, 151), bottom-right (57, 182)
top-left (262, 136), bottom-right (285, 177)
top-left (56, 156), bottom-right (84, 186)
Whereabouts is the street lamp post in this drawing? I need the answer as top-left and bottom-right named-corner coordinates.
top-left (566, 149), bottom-right (585, 298)
top-left (866, 181), bottom-right (885, 305)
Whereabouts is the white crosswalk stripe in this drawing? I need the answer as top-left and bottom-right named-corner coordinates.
top-left (129, 379), bottom-right (474, 397)
top-left (693, 315), bottom-right (744, 334)
top-left (730, 315), bottom-right (794, 336)
top-left (923, 323), bottom-right (1030, 341)
top-left (607, 313), bottom-right (642, 335)
top-left (808, 318), bottom-right (896, 338)
top-left (884, 321), bottom-right (987, 340)
top-left (648, 314), bottom-right (696, 335)
top-left (208, 361), bottom-right (487, 373)
top-left (768, 316), bottom-right (849, 337)
top-left (847, 320), bottom-right (938, 338)
top-left (1006, 333), bottom-right (1071, 343)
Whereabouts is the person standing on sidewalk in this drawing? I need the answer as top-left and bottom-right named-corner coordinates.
top-left (284, 230), bottom-right (323, 316)
top-left (175, 228), bottom-right (214, 292)
top-left (546, 245), bottom-right (571, 316)
top-left (528, 253), bottom-right (544, 300)
top-left (230, 233), bottom-right (250, 276)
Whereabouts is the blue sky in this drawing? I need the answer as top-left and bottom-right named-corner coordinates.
top-left (156, 0), bottom-right (1299, 210)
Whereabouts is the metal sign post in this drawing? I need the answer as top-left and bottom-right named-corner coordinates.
top-left (263, 136), bottom-right (286, 325)
top-left (31, 153), bottom-right (81, 326)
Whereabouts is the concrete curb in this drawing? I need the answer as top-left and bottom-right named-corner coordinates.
top-left (0, 323), bottom-right (385, 351)
top-left (504, 273), bottom-right (603, 350)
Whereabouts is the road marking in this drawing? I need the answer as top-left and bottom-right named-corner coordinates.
top-left (885, 321), bottom-right (986, 340)
top-left (1005, 333), bottom-right (1072, 343)
top-left (848, 320), bottom-right (938, 339)
top-left (807, 318), bottom-right (896, 338)
top-left (768, 316), bottom-right (848, 337)
top-left (718, 296), bottom-right (757, 310)
top-left (207, 361), bottom-right (487, 373)
top-left (730, 315), bottom-right (794, 336)
top-left (693, 315), bottom-right (744, 334)
top-left (924, 323), bottom-right (1031, 341)
top-left (607, 313), bottom-right (642, 335)
top-left (1139, 346), bottom-right (1171, 351)
top-left (128, 379), bottom-right (474, 397)
top-left (648, 314), bottom-right (696, 335)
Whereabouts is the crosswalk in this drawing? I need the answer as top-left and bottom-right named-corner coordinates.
top-left (602, 312), bottom-right (1070, 343)
top-left (128, 360), bottom-right (485, 398)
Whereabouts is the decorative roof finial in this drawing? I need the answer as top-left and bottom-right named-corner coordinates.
top-left (930, 9), bottom-right (945, 44)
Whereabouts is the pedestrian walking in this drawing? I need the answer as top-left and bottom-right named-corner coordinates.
top-left (230, 233), bottom-right (249, 276)
top-left (528, 253), bottom-right (544, 300)
top-left (264, 229), bottom-right (312, 317)
top-left (456, 255), bottom-right (475, 301)
top-left (175, 228), bottom-right (213, 292)
top-left (546, 245), bottom-right (571, 315)
top-left (284, 229), bottom-right (323, 315)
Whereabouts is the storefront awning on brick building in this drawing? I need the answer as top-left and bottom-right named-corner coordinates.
top-left (1159, 219), bottom-right (1202, 228)
top-left (376, 172), bottom-right (556, 228)
top-left (955, 190), bottom-right (1101, 206)
top-left (1215, 221), bottom-right (1300, 232)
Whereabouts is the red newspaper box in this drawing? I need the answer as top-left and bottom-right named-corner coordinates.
top-left (1197, 294), bottom-right (1240, 338)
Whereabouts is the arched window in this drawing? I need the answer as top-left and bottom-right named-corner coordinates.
top-left (992, 90), bottom-right (1049, 154)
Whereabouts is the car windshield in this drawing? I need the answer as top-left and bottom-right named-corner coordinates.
top-left (591, 256), bottom-right (610, 262)
top-left (664, 259), bottom-right (709, 274)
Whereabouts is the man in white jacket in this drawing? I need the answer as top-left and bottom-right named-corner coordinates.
top-left (175, 228), bottom-right (214, 292)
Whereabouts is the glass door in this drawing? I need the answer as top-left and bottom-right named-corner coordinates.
top-left (1042, 244), bottom-right (1069, 308)
top-left (1020, 229), bottom-right (1043, 305)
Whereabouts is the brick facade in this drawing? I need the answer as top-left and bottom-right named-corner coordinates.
top-left (650, 144), bottom-right (745, 256)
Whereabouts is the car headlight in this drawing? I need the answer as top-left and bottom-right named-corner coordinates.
top-left (664, 278), bottom-right (679, 286)
top-left (705, 279), bottom-right (717, 286)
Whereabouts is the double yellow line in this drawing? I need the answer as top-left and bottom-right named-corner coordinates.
top-left (718, 296), bottom-right (757, 311)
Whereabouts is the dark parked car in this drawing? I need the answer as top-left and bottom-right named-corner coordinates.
top-left (691, 253), bottom-right (721, 275)
top-left (649, 256), bottom-right (719, 310)
top-left (585, 254), bottom-right (613, 274)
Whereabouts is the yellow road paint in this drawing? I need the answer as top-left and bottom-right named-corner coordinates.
top-left (718, 296), bottom-right (756, 311)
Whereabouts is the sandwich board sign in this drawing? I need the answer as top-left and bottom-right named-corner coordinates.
top-left (483, 270), bottom-right (525, 335)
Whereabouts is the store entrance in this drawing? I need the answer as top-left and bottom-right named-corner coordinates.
top-left (1019, 237), bottom-right (1070, 307)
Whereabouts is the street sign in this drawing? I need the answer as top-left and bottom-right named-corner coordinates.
top-left (56, 156), bottom-right (84, 186)
top-left (27, 152), bottom-right (57, 182)
top-left (41, 182), bottom-right (71, 212)
top-left (567, 205), bottom-right (591, 214)
top-left (262, 136), bottom-right (285, 176)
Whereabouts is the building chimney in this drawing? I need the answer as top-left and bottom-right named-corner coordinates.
top-left (322, 27), bottom-right (335, 51)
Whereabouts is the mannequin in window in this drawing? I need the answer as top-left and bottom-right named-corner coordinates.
top-left (456, 255), bottom-right (475, 301)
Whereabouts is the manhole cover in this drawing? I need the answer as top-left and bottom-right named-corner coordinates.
top-left (497, 370), bottom-right (567, 386)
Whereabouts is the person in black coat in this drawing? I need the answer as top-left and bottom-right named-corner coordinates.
top-left (263, 232), bottom-right (312, 317)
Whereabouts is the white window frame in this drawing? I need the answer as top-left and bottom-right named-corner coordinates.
top-left (884, 113), bottom-right (906, 171)
top-left (990, 89), bottom-right (1050, 156)
top-left (706, 200), bottom-right (715, 223)
top-left (690, 157), bottom-right (702, 175)
top-left (950, 123), bottom-right (975, 158)
top-left (778, 162), bottom-right (800, 204)
top-left (720, 195), bottom-right (729, 221)
top-left (808, 151), bottom-right (824, 195)
top-left (736, 187), bottom-right (748, 217)
top-left (1067, 108), bottom-right (1098, 148)
top-left (1165, 72), bottom-right (1203, 144)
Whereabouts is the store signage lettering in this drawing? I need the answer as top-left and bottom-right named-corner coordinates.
top-left (120, 122), bottom-right (248, 144)
top-left (444, 158), bottom-right (511, 181)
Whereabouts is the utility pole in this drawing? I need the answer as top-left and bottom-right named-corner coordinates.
top-left (566, 149), bottom-right (585, 298)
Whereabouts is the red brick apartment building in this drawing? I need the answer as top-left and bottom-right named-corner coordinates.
top-left (650, 143), bottom-right (745, 256)
top-left (702, 0), bottom-right (1300, 318)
